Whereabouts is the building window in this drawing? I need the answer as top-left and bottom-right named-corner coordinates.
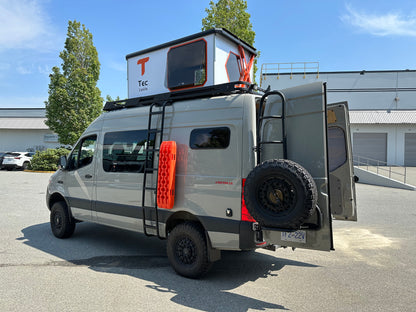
top-left (44, 134), bottom-right (59, 143)
top-left (103, 130), bottom-right (155, 173)
top-left (167, 39), bottom-right (207, 90)
top-left (190, 127), bottom-right (231, 149)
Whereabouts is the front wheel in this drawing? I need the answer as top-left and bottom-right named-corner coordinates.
top-left (50, 201), bottom-right (75, 238)
top-left (167, 222), bottom-right (212, 279)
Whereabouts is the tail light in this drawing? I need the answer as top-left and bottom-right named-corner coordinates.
top-left (241, 178), bottom-right (256, 222)
top-left (14, 157), bottom-right (21, 159)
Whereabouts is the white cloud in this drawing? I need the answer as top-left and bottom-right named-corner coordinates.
top-left (342, 4), bottom-right (416, 37)
top-left (0, 0), bottom-right (61, 51)
top-left (16, 65), bottom-right (33, 75)
top-left (38, 64), bottom-right (52, 75)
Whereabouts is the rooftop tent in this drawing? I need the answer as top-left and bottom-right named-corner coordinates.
top-left (126, 28), bottom-right (257, 98)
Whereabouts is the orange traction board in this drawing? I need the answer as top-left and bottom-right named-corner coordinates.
top-left (157, 141), bottom-right (177, 209)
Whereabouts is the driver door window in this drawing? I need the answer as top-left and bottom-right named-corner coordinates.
top-left (68, 135), bottom-right (97, 171)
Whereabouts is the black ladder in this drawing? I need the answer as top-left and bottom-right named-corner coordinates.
top-left (256, 91), bottom-right (287, 165)
top-left (141, 101), bottom-right (171, 237)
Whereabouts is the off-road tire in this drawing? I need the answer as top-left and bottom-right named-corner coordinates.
top-left (50, 201), bottom-right (75, 238)
top-left (244, 159), bottom-right (317, 229)
top-left (167, 222), bottom-right (212, 279)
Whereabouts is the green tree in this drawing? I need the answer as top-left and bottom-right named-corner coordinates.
top-left (45, 20), bottom-right (102, 145)
top-left (202, 0), bottom-right (259, 81)
top-left (106, 95), bottom-right (121, 102)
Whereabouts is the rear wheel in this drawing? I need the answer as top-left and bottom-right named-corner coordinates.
top-left (50, 201), bottom-right (75, 238)
top-left (244, 159), bottom-right (318, 229)
top-left (22, 162), bottom-right (29, 170)
top-left (167, 222), bottom-right (211, 279)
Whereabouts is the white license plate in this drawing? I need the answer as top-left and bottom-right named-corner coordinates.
top-left (281, 230), bottom-right (306, 243)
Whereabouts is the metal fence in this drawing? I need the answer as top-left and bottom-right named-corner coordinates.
top-left (353, 155), bottom-right (407, 184)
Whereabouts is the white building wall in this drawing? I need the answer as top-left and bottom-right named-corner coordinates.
top-left (0, 129), bottom-right (59, 152)
top-left (261, 70), bottom-right (416, 110)
top-left (261, 69), bottom-right (416, 166)
top-left (349, 124), bottom-right (416, 166)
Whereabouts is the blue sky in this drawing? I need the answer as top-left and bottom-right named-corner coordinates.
top-left (1, 0), bottom-right (416, 108)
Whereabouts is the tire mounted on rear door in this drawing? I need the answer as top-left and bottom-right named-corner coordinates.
top-left (244, 159), bottom-right (318, 229)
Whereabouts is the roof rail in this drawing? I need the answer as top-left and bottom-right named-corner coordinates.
top-left (103, 81), bottom-right (259, 112)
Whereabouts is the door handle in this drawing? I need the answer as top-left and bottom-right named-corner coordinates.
top-left (85, 174), bottom-right (93, 179)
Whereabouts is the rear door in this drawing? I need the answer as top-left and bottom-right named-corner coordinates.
top-left (261, 82), bottom-right (334, 251)
top-left (327, 102), bottom-right (357, 221)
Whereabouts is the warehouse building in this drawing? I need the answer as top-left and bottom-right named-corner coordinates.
top-left (0, 108), bottom-right (58, 152)
top-left (260, 64), bottom-right (416, 166)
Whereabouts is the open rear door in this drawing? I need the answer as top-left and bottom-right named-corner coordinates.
top-left (327, 102), bottom-right (357, 221)
top-left (259, 82), bottom-right (334, 251)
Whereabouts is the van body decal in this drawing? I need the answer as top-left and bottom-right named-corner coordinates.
top-left (69, 197), bottom-right (242, 235)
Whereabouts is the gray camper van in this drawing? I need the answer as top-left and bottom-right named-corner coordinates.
top-left (46, 29), bottom-right (357, 278)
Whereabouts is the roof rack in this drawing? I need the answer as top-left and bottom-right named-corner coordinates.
top-left (103, 81), bottom-right (260, 112)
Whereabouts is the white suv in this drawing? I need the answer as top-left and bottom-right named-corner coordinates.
top-left (2, 152), bottom-right (34, 170)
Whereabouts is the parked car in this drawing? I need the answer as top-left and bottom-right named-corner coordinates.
top-left (2, 152), bottom-right (34, 170)
top-left (0, 152), bottom-right (8, 169)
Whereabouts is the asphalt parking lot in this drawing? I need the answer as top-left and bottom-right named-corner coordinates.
top-left (0, 170), bottom-right (415, 312)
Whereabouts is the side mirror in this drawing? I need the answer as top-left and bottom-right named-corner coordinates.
top-left (59, 155), bottom-right (68, 170)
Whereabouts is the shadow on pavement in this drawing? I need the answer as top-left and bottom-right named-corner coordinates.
top-left (19, 222), bottom-right (319, 312)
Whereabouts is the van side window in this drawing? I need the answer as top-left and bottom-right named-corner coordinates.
top-left (328, 126), bottom-right (347, 172)
top-left (103, 130), bottom-right (155, 173)
top-left (225, 52), bottom-right (241, 82)
top-left (190, 127), bottom-right (231, 149)
top-left (67, 135), bottom-right (97, 171)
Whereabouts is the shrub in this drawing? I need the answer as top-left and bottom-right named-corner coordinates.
top-left (29, 148), bottom-right (71, 171)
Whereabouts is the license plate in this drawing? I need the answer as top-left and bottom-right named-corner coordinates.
top-left (281, 230), bottom-right (306, 243)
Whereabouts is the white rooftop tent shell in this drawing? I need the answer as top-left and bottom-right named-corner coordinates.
top-left (126, 28), bottom-right (256, 99)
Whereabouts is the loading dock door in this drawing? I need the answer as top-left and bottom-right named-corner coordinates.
top-left (353, 133), bottom-right (387, 165)
top-left (404, 133), bottom-right (416, 166)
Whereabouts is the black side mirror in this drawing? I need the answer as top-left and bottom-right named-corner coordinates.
top-left (59, 155), bottom-right (68, 170)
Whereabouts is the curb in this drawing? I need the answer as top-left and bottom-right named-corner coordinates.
top-left (24, 170), bottom-right (56, 173)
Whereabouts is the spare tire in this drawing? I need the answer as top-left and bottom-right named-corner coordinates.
top-left (244, 159), bottom-right (317, 229)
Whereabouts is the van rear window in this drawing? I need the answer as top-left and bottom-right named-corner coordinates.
top-left (103, 130), bottom-right (155, 173)
top-left (328, 126), bottom-right (347, 172)
top-left (190, 127), bottom-right (230, 149)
